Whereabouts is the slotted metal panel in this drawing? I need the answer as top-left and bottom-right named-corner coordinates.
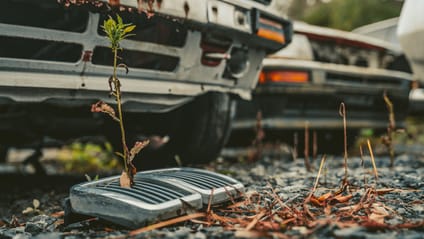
top-left (95, 178), bottom-right (190, 205)
top-left (70, 175), bottom-right (202, 228)
top-left (144, 168), bottom-right (245, 204)
top-left (69, 167), bottom-right (244, 228)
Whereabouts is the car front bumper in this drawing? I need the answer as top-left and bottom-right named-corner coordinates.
top-left (232, 59), bottom-right (412, 132)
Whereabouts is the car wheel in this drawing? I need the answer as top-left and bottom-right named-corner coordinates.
top-left (107, 92), bottom-right (234, 169)
top-left (171, 92), bottom-right (234, 165)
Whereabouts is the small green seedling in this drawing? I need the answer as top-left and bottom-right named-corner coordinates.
top-left (22, 199), bottom-right (41, 215)
top-left (91, 15), bottom-right (148, 188)
top-left (85, 174), bottom-right (100, 182)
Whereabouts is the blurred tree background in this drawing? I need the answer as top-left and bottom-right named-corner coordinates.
top-left (283, 0), bottom-right (403, 31)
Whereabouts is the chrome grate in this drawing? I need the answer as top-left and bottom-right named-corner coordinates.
top-left (95, 178), bottom-right (190, 205)
top-left (150, 171), bottom-right (231, 189)
top-left (144, 168), bottom-right (245, 205)
top-left (69, 167), bottom-right (244, 228)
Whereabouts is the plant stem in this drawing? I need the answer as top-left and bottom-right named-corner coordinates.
top-left (367, 139), bottom-right (378, 183)
top-left (304, 122), bottom-right (312, 172)
top-left (339, 102), bottom-right (348, 184)
top-left (113, 48), bottom-right (128, 171)
top-left (383, 92), bottom-right (395, 168)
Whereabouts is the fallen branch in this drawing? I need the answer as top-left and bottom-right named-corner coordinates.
top-left (129, 212), bottom-right (206, 236)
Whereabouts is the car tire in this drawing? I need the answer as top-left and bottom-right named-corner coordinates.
top-left (108, 92), bottom-right (234, 169)
top-left (171, 92), bottom-right (234, 165)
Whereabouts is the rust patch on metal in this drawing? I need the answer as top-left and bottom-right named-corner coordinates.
top-left (183, 1), bottom-right (189, 18)
top-left (137, 0), bottom-right (155, 18)
top-left (82, 50), bottom-right (93, 62)
top-left (108, 0), bottom-right (120, 7)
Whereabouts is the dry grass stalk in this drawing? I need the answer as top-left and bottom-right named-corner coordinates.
top-left (303, 155), bottom-right (327, 219)
top-left (311, 155), bottom-right (327, 195)
top-left (129, 212), bottom-right (207, 235)
top-left (312, 130), bottom-right (318, 160)
top-left (128, 182), bottom-right (424, 236)
top-left (366, 139), bottom-right (379, 183)
top-left (359, 144), bottom-right (367, 186)
top-left (245, 211), bottom-right (266, 231)
top-left (382, 91), bottom-right (396, 168)
top-left (292, 132), bottom-right (298, 160)
top-left (250, 111), bottom-right (265, 161)
top-left (304, 122), bottom-right (312, 172)
top-left (339, 102), bottom-right (348, 184)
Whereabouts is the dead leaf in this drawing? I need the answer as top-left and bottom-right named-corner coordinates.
top-left (104, 227), bottom-right (115, 232)
top-left (324, 205), bottom-right (332, 216)
top-left (369, 204), bottom-right (390, 224)
top-left (91, 101), bottom-right (120, 122)
top-left (51, 211), bottom-right (65, 218)
top-left (361, 220), bottom-right (389, 229)
top-left (329, 194), bottom-right (353, 204)
top-left (257, 220), bottom-right (281, 231)
top-left (397, 221), bottom-right (424, 229)
top-left (317, 192), bottom-right (332, 202)
top-left (120, 171), bottom-right (132, 188)
top-left (129, 212), bottom-right (206, 236)
top-left (310, 196), bottom-right (324, 207)
top-left (376, 188), bottom-right (394, 195)
top-left (245, 211), bottom-right (266, 230)
top-left (54, 219), bottom-right (64, 227)
top-left (129, 140), bottom-right (149, 161)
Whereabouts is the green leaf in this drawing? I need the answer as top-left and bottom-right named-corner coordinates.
top-left (117, 14), bottom-right (123, 26)
top-left (124, 25), bottom-right (136, 34)
top-left (22, 207), bottom-right (34, 214)
top-left (33, 199), bottom-right (40, 209)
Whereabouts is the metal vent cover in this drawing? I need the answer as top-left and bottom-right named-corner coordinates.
top-left (69, 167), bottom-right (244, 228)
top-left (143, 167), bottom-right (244, 204)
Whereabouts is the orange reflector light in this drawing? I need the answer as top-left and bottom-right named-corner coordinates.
top-left (257, 28), bottom-right (285, 44)
top-left (259, 70), bottom-right (309, 84)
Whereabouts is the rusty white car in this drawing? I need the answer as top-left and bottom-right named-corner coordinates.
top-left (0, 0), bottom-right (292, 167)
top-left (228, 22), bottom-right (412, 154)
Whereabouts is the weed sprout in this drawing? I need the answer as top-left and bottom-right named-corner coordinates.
top-left (91, 15), bottom-right (149, 188)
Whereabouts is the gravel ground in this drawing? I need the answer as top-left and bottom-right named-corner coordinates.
top-left (0, 146), bottom-right (423, 238)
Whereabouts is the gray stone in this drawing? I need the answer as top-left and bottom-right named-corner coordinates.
top-left (32, 232), bottom-right (63, 239)
top-left (24, 222), bottom-right (44, 235)
top-left (386, 217), bottom-right (403, 226)
top-left (401, 232), bottom-right (424, 239)
top-left (396, 207), bottom-right (406, 214)
top-left (193, 231), bottom-right (207, 239)
top-left (0, 227), bottom-right (31, 239)
top-left (365, 232), bottom-right (396, 239)
top-left (24, 215), bottom-right (57, 235)
top-left (333, 226), bottom-right (366, 239)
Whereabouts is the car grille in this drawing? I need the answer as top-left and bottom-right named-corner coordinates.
top-left (250, 0), bottom-right (272, 5)
top-left (95, 178), bottom-right (191, 205)
top-left (69, 168), bottom-right (244, 228)
top-left (145, 168), bottom-right (244, 204)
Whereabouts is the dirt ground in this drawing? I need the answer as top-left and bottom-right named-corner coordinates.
top-left (0, 118), bottom-right (423, 238)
